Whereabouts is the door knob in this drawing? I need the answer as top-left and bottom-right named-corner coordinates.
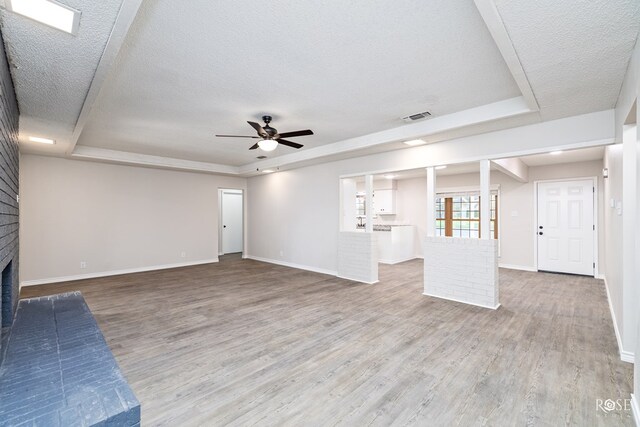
top-left (539, 225), bottom-right (543, 229)
top-left (223, 225), bottom-right (227, 228)
top-left (538, 231), bottom-right (543, 235)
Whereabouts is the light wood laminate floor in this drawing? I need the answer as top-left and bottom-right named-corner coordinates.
top-left (22, 256), bottom-right (633, 426)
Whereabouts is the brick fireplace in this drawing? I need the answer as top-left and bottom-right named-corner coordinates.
top-left (0, 28), bottom-right (20, 349)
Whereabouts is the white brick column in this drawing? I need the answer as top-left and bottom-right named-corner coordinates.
top-left (426, 167), bottom-right (436, 237)
top-left (423, 237), bottom-right (499, 309)
top-left (365, 174), bottom-right (373, 233)
top-left (338, 232), bottom-right (378, 284)
top-left (480, 159), bottom-right (491, 239)
top-left (340, 178), bottom-right (357, 232)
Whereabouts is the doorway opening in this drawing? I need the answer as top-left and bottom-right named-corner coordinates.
top-left (219, 189), bottom-right (244, 258)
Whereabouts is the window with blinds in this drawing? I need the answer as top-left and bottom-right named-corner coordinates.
top-left (435, 193), bottom-right (498, 239)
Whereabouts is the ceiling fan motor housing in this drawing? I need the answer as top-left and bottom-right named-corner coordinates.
top-left (262, 116), bottom-right (277, 137)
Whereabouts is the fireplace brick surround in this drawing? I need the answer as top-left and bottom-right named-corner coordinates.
top-left (0, 27), bottom-right (20, 345)
top-left (0, 293), bottom-right (140, 425)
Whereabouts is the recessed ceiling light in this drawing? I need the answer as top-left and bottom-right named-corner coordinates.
top-left (28, 136), bottom-right (55, 144)
top-left (435, 165), bottom-right (447, 170)
top-left (383, 174), bottom-right (397, 180)
top-left (5, 0), bottom-right (81, 35)
top-left (262, 169), bottom-right (275, 173)
top-left (550, 150), bottom-right (563, 155)
top-left (404, 139), bottom-right (426, 146)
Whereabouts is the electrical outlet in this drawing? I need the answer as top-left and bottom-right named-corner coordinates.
top-left (80, 261), bottom-right (87, 269)
top-left (180, 251), bottom-right (186, 258)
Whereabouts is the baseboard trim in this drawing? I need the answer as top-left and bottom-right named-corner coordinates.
top-left (379, 256), bottom-right (418, 265)
top-left (631, 394), bottom-right (639, 427)
top-left (621, 350), bottom-right (635, 364)
top-left (336, 275), bottom-right (379, 285)
top-left (245, 255), bottom-right (338, 277)
top-left (603, 276), bottom-right (635, 364)
top-left (498, 263), bottom-right (537, 272)
top-left (422, 292), bottom-right (500, 310)
top-left (20, 258), bottom-right (219, 287)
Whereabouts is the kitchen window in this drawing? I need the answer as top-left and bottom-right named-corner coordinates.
top-left (435, 193), bottom-right (498, 239)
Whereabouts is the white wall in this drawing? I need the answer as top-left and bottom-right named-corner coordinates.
top-left (603, 144), bottom-right (626, 358)
top-left (613, 30), bottom-right (640, 406)
top-left (19, 155), bottom-right (246, 284)
top-left (247, 162), bottom-right (340, 274)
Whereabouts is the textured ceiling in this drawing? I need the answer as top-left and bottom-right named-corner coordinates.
top-left (0, 0), bottom-right (123, 152)
top-left (76, 0), bottom-right (520, 165)
top-left (495, 0), bottom-right (640, 121)
top-left (2, 0), bottom-right (638, 170)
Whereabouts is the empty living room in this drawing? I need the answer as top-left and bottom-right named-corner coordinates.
top-left (1, 0), bottom-right (640, 425)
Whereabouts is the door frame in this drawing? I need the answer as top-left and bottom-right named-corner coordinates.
top-left (218, 188), bottom-right (246, 258)
top-left (533, 176), bottom-right (599, 277)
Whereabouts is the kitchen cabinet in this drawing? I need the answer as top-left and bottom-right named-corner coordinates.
top-left (374, 225), bottom-right (416, 264)
top-left (374, 189), bottom-right (396, 215)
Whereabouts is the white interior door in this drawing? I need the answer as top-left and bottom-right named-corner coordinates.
top-left (537, 179), bottom-right (594, 276)
top-left (221, 191), bottom-right (243, 254)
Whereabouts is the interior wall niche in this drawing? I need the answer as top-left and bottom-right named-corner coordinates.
top-left (1, 261), bottom-right (13, 329)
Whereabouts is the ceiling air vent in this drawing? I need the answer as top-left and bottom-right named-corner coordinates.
top-left (402, 111), bottom-right (432, 123)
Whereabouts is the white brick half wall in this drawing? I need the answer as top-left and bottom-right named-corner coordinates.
top-left (423, 237), bottom-right (500, 309)
top-left (338, 232), bottom-right (378, 284)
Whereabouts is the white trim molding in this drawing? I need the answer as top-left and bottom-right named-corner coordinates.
top-left (245, 255), bottom-right (338, 277)
top-left (498, 263), bottom-right (537, 272)
top-left (336, 275), bottom-right (379, 285)
top-left (631, 394), bottom-right (639, 427)
top-left (423, 292), bottom-right (501, 310)
top-left (20, 259), bottom-right (218, 287)
top-left (603, 277), bottom-right (635, 363)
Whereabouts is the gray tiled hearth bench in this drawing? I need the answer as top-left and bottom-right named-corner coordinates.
top-left (0, 292), bottom-right (140, 426)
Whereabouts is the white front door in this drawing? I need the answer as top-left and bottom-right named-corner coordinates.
top-left (537, 179), bottom-right (594, 276)
top-left (221, 191), bottom-right (243, 254)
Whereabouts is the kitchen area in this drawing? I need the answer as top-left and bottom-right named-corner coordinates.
top-left (354, 176), bottom-right (419, 265)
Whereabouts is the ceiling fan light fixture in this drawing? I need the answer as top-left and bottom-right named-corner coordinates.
top-left (258, 139), bottom-right (278, 151)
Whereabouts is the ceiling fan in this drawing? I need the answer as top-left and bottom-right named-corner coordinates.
top-left (215, 116), bottom-right (313, 151)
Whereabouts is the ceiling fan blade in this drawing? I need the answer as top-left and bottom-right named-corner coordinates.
top-left (249, 143), bottom-right (260, 150)
top-left (276, 139), bottom-right (303, 149)
top-left (247, 121), bottom-right (268, 138)
top-left (277, 129), bottom-right (314, 138)
top-left (215, 134), bottom-right (260, 138)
